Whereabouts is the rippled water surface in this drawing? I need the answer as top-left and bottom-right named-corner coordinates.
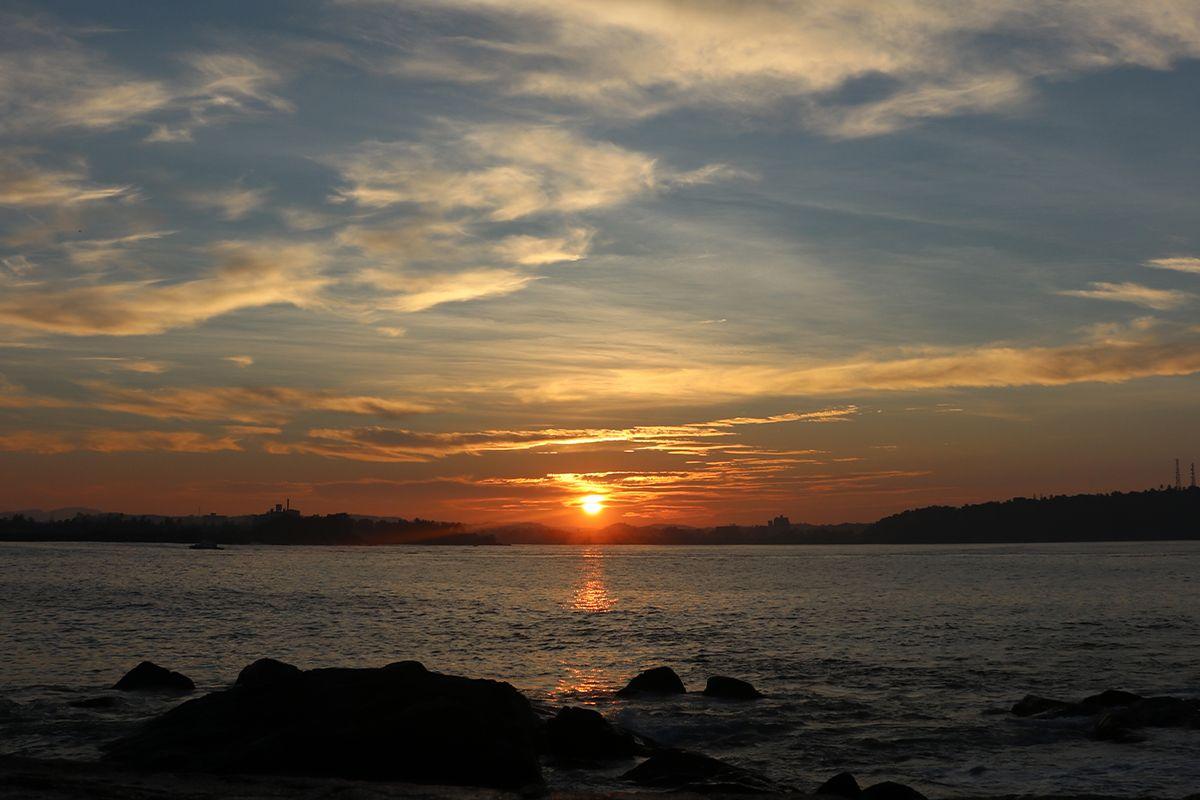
top-left (2, 541), bottom-right (1199, 795)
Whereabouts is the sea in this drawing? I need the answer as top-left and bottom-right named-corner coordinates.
top-left (1, 541), bottom-right (1198, 796)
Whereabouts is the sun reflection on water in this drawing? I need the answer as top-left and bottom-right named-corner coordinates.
top-left (569, 547), bottom-right (616, 613)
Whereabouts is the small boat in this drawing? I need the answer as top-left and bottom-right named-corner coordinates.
top-left (189, 541), bottom-right (223, 550)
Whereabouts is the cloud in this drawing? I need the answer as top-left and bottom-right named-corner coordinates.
top-left (185, 187), bottom-right (269, 221)
top-left (1146, 256), bottom-right (1200, 274)
top-left (330, 124), bottom-right (719, 220)
top-left (87, 383), bottom-right (430, 424)
top-left (501, 323), bottom-right (1200, 403)
top-left (0, 375), bottom-right (70, 410)
top-left (361, 268), bottom-right (538, 313)
top-left (375, 0), bottom-right (1200, 136)
top-left (1058, 281), bottom-right (1191, 310)
top-left (0, 241), bottom-right (327, 336)
top-left (75, 357), bottom-right (170, 374)
top-left (0, 16), bottom-right (292, 136)
top-left (0, 429), bottom-right (243, 455)
top-left (494, 227), bottom-right (593, 265)
top-left (266, 406), bottom-right (857, 462)
top-left (65, 231), bottom-right (174, 267)
top-left (0, 153), bottom-right (130, 207)
top-left (224, 355), bottom-right (254, 368)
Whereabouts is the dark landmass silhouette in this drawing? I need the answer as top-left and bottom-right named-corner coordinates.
top-left (1, 487), bottom-right (1197, 546)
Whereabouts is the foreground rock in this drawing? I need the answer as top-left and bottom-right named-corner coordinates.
top-left (235, 657), bottom-right (302, 689)
top-left (860, 780), bottom-right (929, 800)
top-left (104, 660), bottom-right (541, 788)
top-left (815, 771), bottom-right (861, 798)
top-left (813, 772), bottom-right (926, 800)
top-left (622, 749), bottom-right (782, 793)
top-left (113, 661), bottom-right (194, 692)
top-left (544, 706), bottom-right (644, 762)
top-left (616, 666), bottom-right (687, 697)
top-left (702, 676), bottom-right (763, 700)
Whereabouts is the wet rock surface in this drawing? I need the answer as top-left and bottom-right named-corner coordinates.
top-left (617, 666), bottom-right (687, 697)
top-left (112, 662), bottom-right (194, 693)
top-left (544, 706), bottom-right (645, 762)
top-left (702, 676), bottom-right (763, 700)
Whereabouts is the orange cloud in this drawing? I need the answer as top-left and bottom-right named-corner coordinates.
top-left (0, 241), bottom-right (327, 336)
top-left (0, 429), bottom-right (242, 454)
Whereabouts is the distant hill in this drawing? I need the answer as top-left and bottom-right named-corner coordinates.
top-left (1, 487), bottom-right (1196, 545)
top-left (2, 507), bottom-right (104, 522)
top-left (859, 486), bottom-right (1200, 544)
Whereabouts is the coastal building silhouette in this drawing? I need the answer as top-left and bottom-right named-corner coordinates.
top-left (266, 498), bottom-right (300, 517)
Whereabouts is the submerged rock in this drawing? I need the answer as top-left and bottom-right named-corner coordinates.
top-left (235, 657), bottom-right (301, 689)
top-left (616, 666), bottom-right (687, 697)
top-left (1080, 689), bottom-right (1143, 710)
top-left (860, 780), bottom-right (928, 800)
top-left (113, 661), bottom-right (195, 693)
top-left (1011, 694), bottom-right (1085, 717)
top-left (702, 675), bottom-right (763, 700)
top-left (1092, 712), bottom-right (1146, 743)
top-left (104, 660), bottom-right (542, 788)
top-left (70, 696), bottom-right (121, 710)
top-left (1094, 695), bottom-right (1200, 738)
top-left (815, 771), bottom-right (862, 798)
top-left (544, 706), bottom-right (642, 761)
top-left (622, 749), bottom-right (781, 793)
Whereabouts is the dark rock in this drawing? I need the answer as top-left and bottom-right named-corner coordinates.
top-left (622, 749), bottom-right (780, 793)
top-left (113, 661), bottom-right (195, 693)
top-left (104, 662), bottom-right (542, 789)
top-left (1010, 694), bottom-right (1084, 718)
top-left (235, 658), bottom-right (301, 689)
top-left (1092, 712), bottom-right (1145, 743)
top-left (815, 771), bottom-right (861, 798)
top-left (1104, 696), bottom-right (1200, 730)
top-left (545, 706), bottom-right (642, 761)
top-left (616, 666), bottom-right (686, 697)
top-left (702, 676), bottom-right (763, 700)
top-left (860, 780), bottom-right (929, 800)
top-left (70, 696), bottom-right (121, 710)
top-left (1080, 689), bottom-right (1143, 711)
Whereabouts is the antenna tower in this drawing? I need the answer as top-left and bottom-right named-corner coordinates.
top-left (1176, 459), bottom-right (1183, 490)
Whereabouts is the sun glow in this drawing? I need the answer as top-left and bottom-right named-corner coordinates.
top-left (580, 494), bottom-right (605, 516)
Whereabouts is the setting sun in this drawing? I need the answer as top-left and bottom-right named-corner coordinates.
top-left (580, 495), bottom-right (606, 516)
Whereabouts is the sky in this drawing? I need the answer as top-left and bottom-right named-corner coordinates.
top-left (2, 1), bottom-right (1199, 526)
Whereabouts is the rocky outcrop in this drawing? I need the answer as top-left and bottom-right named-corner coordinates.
top-left (702, 676), bottom-right (763, 700)
top-left (813, 772), bottom-right (926, 800)
top-left (235, 658), bottom-right (301, 689)
top-left (860, 780), bottom-right (929, 800)
top-left (815, 771), bottom-right (861, 797)
top-left (622, 749), bottom-right (782, 793)
top-left (544, 706), bottom-right (643, 762)
top-left (616, 666), bottom-right (686, 697)
top-left (104, 660), bottom-right (542, 789)
top-left (113, 662), bottom-right (194, 693)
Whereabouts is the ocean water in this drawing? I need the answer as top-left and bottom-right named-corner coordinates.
top-left (1, 541), bottom-right (1198, 796)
